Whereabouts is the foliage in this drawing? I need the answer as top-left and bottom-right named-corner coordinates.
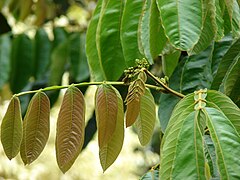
top-left (0, 0), bottom-right (240, 179)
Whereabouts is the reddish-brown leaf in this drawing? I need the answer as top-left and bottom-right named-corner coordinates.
top-left (56, 86), bottom-right (85, 173)
top-left (95, 84), bottom-right (118, 148)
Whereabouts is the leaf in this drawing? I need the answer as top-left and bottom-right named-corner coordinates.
top-left (56, 86), bottom-right (85, 173)
top-left (69, 33), bottom-right (89, 82)
top-left (157, 0), bottom-right (202, 51)
top-left (121, 0), bottom-right (145, 67)
top-left (0, 33), bottom-right (11, 90)
top-left (231, 0), bottom-right (240, 37)
top-left (181, 45), bottom-right (214, 94)
top-left (34, 0), bottom-right (47, 26)
top-left (1, 96), bottom-right (23, 160)
top-left (20, 92), bottom-right (50, 165)
top-left (223, 56), bottom-right (240, 102)
top-left (34, 28), bottom-right (51, 80)
top-left (135, 88), bottom-right (156, 146)
top-left (10, 33), bottom-right (34, 93)
top-left (99, 86), bottom-right (124, 172)
top-left (86, 0), bottom-right (105, 81)
top-left (162, 50), bottom-right (181, 77)
top-left (204, 107), bottom-right (240, 179)
top-left (190, 1), bottom-right (215, 55)
top-left (96, 0), bottom-right (126, 80)
top-left (19, 0), bottom-right (33, 21)
top-left (125, 79), bottom-right (145, 127)
top-left (206, 90), bottom-right (240, 135)
top-left (52, 27), bottom-right (67, 50)
top-left (49, 39), bottom-right (69, 86)
top-left (95, 84), bottom-right (118, 148)
top-left (140, 169), bottom-right (159, 180)
top-left (211, 38), bottom-right (240, 90)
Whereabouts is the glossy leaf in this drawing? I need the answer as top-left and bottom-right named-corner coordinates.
top-left (20, 92), bottom-right (50, 165)
top-left (121, 0), bottom-right (145, 67)
top-left (10, 34), bottom-right (34, 93)
top-left (86, 0), bottom-right (105, 81)
top-left (1, 96), bottom-right (23, 160)
top-left (157, 0), bottom-right (202, 51)
top-left (0, 33), bottom-right (11, 90)
top-left (95, 84), bottom-right (118, 148)
top-left (204, 107), bottom-right (240, 179)
top-left (99, 87), bottom-right (124, 172)
top-left (56, 86), bottom-right (85, 173)
top-left (211, 38), bottom-right (240, 90)
top-left (206, 90), bottom-right (240, 135)
top-left (34, 28), bottom-right (51, 80)
top-left (49, 39), bottom-right (69, 86)
top-left (96, 0), bottom-right (126, 80)
top-left (125, 79), bottom-right (145, 127)
top-left (181, 45), bottom-right (213, 94)
top-left (135, 88), bottom-right (156, 146)
top-left (69, 33), bottom-right (89, 82)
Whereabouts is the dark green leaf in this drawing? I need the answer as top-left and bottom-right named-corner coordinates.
top-left (162, 50), bottom-right (181, 77)
top-left (0, 33), bottom-right (11, 90)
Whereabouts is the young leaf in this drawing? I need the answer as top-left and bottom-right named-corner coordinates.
top-left (125, 79), bottom-right (145, 127)
top-left (96, 0), bottom-right (126, 80)
top-left (56, 86), bottom-right (85, 173)
top-left (135, 88), bottom-right (156, 146)
top-left (121, 0), bottom-right (145, 67)
top-left (1, 96), bottom-right (23, 160)
top-left (0, 33), bottom-right (11, 90)
top-left (20, 91), bottom-right (50, 165)
top-left (99, 87), bottom-right (124, 172)
top-left (86, 0), bottom-right (105, 81)
top-left (95, 84), bottom-right (118, 148)
top-left (204, 107), bottom-right (240, 179)
top-left (157, 0), bottom-right (202, 51)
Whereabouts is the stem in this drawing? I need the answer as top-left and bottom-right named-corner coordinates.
top-left (143, 68), bottom-right (185, 98)
top-left (15, 81), bottom-right (165, 97)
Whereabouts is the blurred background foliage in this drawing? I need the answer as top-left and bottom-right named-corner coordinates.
top-left (0, 0), bottom-right (160, 179)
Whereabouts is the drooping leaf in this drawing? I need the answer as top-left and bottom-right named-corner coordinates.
top-left (19, 0), bottom-right (33, 21)
top-left (96, 0), bottom-right (126, 80)
top-left (86, 0), bottom-right (105, 81)
top-left (211, 38), bottom-right (240, 90)
top-left (20, 91), bottom-right (50, 165)
top-left (230, 0), bottom-right (240, 37)
top-left (0, 33), bottom-right (11, 90)
top-left (34, 0), bottom-right (46, 26)
top-left (95, 84), bottom-right (118, 148)
top-left (157, 0), bottom-right (202, 51)
top-left (99, 86), bottom-right (124, 172)
top-left (121, 0), bottom-right (145, 67)
top-left (52, 27), bottom-right (67, 50)
top-left (34, 28), bottom-right (51, 80)
top-left (162, 49), bottom-right (181, 77)
top-left (56, 86), bottom-right (85, 173)
top-left (223, 56), bottom-right (240, 102)
top-left (181, 45), bottom-right (213, 94)
top-left (69, 33), bottom-right (89, 82)
top-left (204, 107), bottom-right (240, 179)
top-left (1, 96), bottom-right (23, 160)
top-left (125, 79), bottom-right (145, 127)
top-left (206, 90), bottom-right (240, 135)
top-left (135, 88), bottom-right (156, 146)
top-left (10, 33), bottom-right (34, 93)
top-left (49, 39), bottom-right (69, 86)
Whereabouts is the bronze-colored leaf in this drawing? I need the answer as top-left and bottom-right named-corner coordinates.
top-left (56, 86), bottom-right (85, 173)
top-left (125, 78), bottom-right (145, 127)
top-left (20, 91), bottom-right (50, 165)
top-left (95, 84), bottom-right (118, 148)
top-left (99, 86), bottom-right (124, 172)
top-left (1, 96), bottom-right (23, 160)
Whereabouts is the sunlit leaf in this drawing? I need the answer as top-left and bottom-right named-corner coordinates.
top-left (99, 87), bottom-right (124, 172)
top-left (204, 107), bottom-right (240, 179)
top-left (95, 84), bottom-right (118, 148)
top-left (1, 96), bottom-right (23, 160)
top-left (135, 88), bottom-right (156, 146)
top-left (125, 79), bottom-right (145, 127)
top-left (56, 86), bottom-right (85, 173)
top-left (20, 91), bottom-right (50, 165)
top-left (157, 0), bottom-right (202, 51)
